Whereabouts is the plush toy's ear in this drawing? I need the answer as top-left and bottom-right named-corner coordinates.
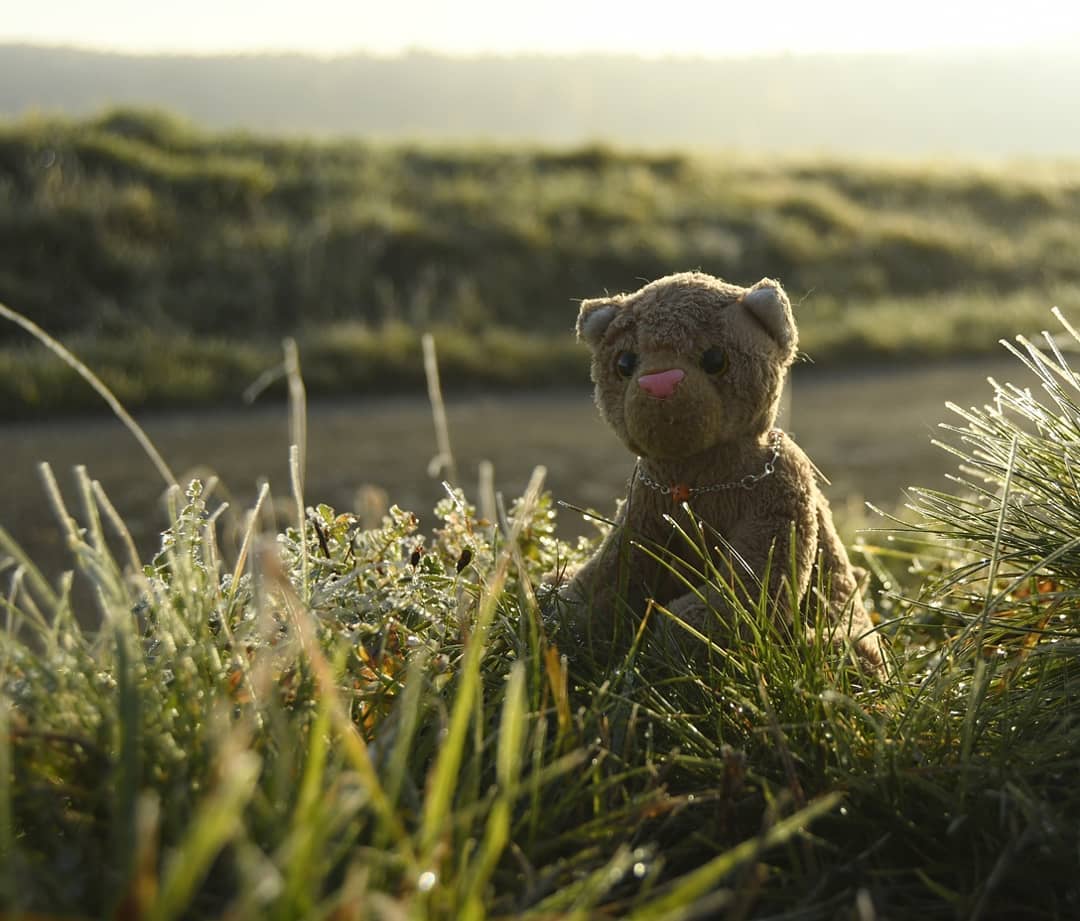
top-left (738, 279), bottom-right (797, 354)
top-left (576, 296), bottom-right (621, 347)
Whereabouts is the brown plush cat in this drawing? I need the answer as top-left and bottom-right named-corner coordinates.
top-left (557, 271), bottom-right (885, 672)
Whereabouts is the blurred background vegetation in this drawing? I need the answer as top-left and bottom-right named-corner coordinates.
top-left (5, 44), bottom-right (1080, 156)
top-left (3, 107), bottom-right (1080, 416)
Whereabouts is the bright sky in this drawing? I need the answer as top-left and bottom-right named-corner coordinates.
top-left (3, 0), bottom-right (1079, 57)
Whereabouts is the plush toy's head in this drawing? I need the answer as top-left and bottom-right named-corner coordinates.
top-left (577, 272), bottom-right (797, 461)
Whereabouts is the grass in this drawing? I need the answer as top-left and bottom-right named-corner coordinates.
top-left (4, 109), bottom-right (1080, 415)
top-left (4, 307), bottom-right (1080, 918)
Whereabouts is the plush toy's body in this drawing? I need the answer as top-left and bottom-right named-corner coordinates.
top-left (561, 271), bottom-right (884, 671)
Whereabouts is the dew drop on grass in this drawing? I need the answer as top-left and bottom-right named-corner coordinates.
top-left (633, 862), bottom-right (647, 878)
top-left (839, 806), bottom-right (849, 816)
top-left (417, 871), bottom-right (437, 893)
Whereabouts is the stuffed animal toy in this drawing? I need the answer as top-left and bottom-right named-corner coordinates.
top-left (558, 271), bottom-right (885, 672)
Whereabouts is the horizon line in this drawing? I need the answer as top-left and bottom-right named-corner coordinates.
top-left (3, 37), bottom-right (1078, 63)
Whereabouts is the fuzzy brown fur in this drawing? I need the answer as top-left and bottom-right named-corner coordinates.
top-left (559, 271), bottom-right (885, 671)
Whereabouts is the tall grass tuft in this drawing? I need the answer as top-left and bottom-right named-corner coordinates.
top-left (3, 307), bottom-right (1080, 917)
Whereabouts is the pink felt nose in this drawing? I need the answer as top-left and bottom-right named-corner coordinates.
top-left (637, 368), bottom-right (685, 399)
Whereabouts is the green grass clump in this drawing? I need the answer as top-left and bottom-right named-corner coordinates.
top-left (4, 313), bottom-right (1080, 918)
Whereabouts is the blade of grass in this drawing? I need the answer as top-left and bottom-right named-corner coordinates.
top-left (526, 844), bottom-right (638, 917)
top-left (0, 300), bottom-right (177, 488)
top-left (150, 747), bottom-right (261, 921)
top-left (91, 479), bottom-right (144, 577)
top-left (459, 659), bottom-right (527, 921)
top-left (959, 436), bottom-right (1019, 770)
top-left (225, 481), bottom-right (271, 621)
top-left (0, 540), bottom-right (53, 635)
top-left (0, 699), bottom-right (13, 908)
top-left (284, 338), bottom-right (307, 496)
top-left (279, 671), bottom-right (334, 918)
top-left (417, 467), bottom-right (545, 863)
top-left (108, 624), bottom-right (142, 919)
top-left (266, 547), bottom-right (417, 869)
top-left (626, 792), bottom-right (842, 921)
top-left (423, 332), bottom-right (457, 484)
top-left (290, 445), bottom-right (310, 605)
top-left (383, 649), bottom-right (430, 812)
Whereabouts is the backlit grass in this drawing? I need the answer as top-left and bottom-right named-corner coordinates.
top-left (4, 311), bottom-right (1080, 917)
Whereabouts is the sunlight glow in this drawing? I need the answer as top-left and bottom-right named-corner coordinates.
top-left (3, 0), bottom-right (1080, 57)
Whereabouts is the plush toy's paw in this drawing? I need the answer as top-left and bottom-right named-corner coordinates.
top-left (854, 632), bottom-right (889, 677)
top-left (657, 593), bottom-right (734, 660)
top-left (809, 623), bottom-right (889, 678)
top-left (662, 593), bottom-right (712, 635)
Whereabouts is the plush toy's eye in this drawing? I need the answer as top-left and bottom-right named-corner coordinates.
top-left (701, 347), bottom-right (728, 375)
top-left (615, 351), bottom-right (638, 378)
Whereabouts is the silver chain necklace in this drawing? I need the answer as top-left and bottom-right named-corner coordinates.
top-left (636, 428), bottom-right (783, 503)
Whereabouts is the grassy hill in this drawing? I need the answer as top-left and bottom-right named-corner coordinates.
top-left (2, 109), bottom-right (1080, 416)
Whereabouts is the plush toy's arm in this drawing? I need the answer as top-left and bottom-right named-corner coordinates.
top-left (663, 495), bottom-right (886, 673)
top-left (559, 502), bottom-right (627, 609)
top-left (553, 502), bottom-right (636, 649)
top-left (812, 494), bottom-right (886, 671)
top-left (663, 500), bottom-right (818, 646)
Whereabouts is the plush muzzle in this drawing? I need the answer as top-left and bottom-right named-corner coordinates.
top-left (637, 368), bottom-right (685, 399)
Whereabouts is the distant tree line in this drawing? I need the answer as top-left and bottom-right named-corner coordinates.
top-left (5, 44), bottom-right (1080, 157)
